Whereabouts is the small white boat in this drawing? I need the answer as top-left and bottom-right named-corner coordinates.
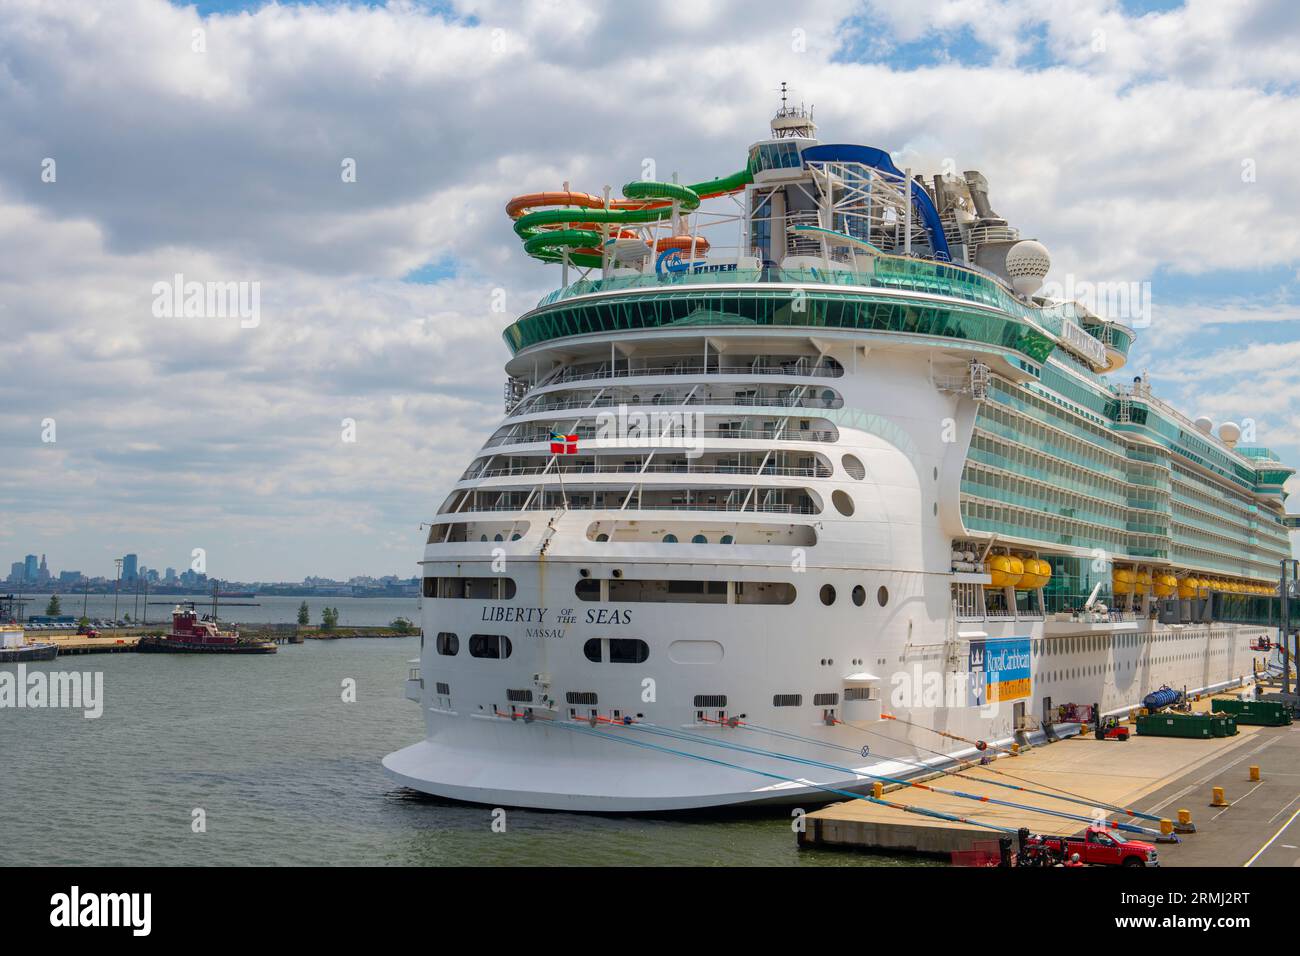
top-left (0, 624), bottom-right (58, 662)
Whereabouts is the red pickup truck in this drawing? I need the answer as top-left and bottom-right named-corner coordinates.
top-left (1028, 826), bottom-right (1159, 867)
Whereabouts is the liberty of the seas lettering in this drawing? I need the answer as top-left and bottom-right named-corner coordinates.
top-left (585, 609), bottom-right (632, 624)
top-left (480, 606), bottom-right (548, 623)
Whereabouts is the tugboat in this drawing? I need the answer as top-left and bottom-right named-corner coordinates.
top-left (0, 624), bottom-right (58, 662)
top-left (137, 604), bottom-right (277, 654)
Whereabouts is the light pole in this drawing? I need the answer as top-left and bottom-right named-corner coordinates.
top-left (112, 557), bottom-right (123, 624)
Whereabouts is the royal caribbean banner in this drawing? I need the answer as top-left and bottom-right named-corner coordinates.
top-left (968, 637), bottom-right (1033, 705)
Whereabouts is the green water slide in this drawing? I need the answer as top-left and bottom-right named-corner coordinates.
top-left (514, 169), bottom-right (753, 268)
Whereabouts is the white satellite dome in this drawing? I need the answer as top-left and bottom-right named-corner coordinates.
top-left (1218, 421), bottom-right (1241, 446)
top-left (1005, 240), bottom-right (1051, 295)
top-left (1194, 415), bottom-right (1214, 434)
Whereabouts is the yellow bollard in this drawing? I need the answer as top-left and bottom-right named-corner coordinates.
top-left (1011, 743), bottom-right (1020, 755)
top-left (1174, 808), bottom-right (1196, 833)
top-left (1178, 809), bottom-right (1192, 826)
top-left (1211, 786), bottom-right (1230, 807)
top-left (1160, 818), bottom-right (1173, 835)
top-left (1249, 765), bottom-right (1260, 781)
top-left (872, 781), bottom-right (883, 799)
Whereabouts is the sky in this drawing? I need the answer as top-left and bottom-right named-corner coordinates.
top-left (1, 0), bottom-right (1298, 581)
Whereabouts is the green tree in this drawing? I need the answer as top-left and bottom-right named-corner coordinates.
top-left (321, 606), bottom-right (339, 631)
top-left (46, 595), bottom-right (61, 616)
top-left (297, 601), bottom-right (310, 625)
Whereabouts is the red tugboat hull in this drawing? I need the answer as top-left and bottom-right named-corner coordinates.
top-left (137, 636), bottom-right (277, 654)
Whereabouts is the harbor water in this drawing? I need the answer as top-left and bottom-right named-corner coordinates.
top-left (0, 637), bottom-right (919, 866)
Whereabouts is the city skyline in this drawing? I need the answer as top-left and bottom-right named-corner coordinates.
top-left (4, 546), bottom-right (418, 588)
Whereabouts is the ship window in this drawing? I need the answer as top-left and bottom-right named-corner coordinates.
top-left (609, 639), bottom-right (650, 664)
top-left (877, 586), bottom-right (889, 607)
top-left (773, 694), bottom-right (803, 707)
top-left (844, 687), bottom-right (872, 701)
top-left (469, 634), bottom-right (512, 659)
top-left (842, 454), bottom-right (866, 480)
top-left (820, 584), bottom-right (836, 606)
top-left (694, 694), bottom-right (727, 708)
top-left (506, 688), bottom-right (533, 703)
top-left (832, 490), bottom-right (855, 516)
top-left (721, 534), bottom-right (735, 544)
top-left (852, 585), bottom-right (866, 606)
top-left (435, 632), bottom-right (459, 656)
top-left (424, 576), bottom-right (517, 600)
top-left (814, 693), bottom-right (839, 706)
top-left (584, 638), bottom-right (602, 662)
top-left (566, 691), bottom-right (599, 705)
top-left (575, 578), bottom-right (600, 600)
top-left (435, 682), bottom-right (450, 695)
top-left (663, 534), bottom-right (678, 543)
top-left (692, 534), bottom-right (708, 544)
top-left (596, 533), bottom-right (610, 542)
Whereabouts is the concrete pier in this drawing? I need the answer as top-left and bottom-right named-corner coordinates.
top-left (799, 687), bottom-right (1298, 865)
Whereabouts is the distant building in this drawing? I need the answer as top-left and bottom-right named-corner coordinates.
top-left (122, 553), bottom-right (139, 582)
top-left (8, 562), bottom-right (23, 584)
top-left (58, 570), bottom-right (84, 584)
top-left (164, 567), bottom-right (177, 583)
top-left (37, 554), bottom-right (50, 583)
top-left (24, 554), bottom-right (37, 582)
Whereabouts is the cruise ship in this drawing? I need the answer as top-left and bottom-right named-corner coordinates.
top-left (383, 101), bottom-right (1292, 811)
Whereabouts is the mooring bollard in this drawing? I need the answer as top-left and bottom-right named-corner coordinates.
top-left (1174, 808), bottom-right (1196, 833)
top-left (1249, 765), bottom-right (1260, 781)
top-left (1160, 818), bottom-right (1173, 835)
top-left (1211, 786), bottom-right (1230, 807)
top-left (872, 781), bottom-right (883, 799)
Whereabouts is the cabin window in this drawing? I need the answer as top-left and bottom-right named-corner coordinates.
top-left (435, 632), bottom-right (459, 656)
top-left (469, 634), bottom-right (512, 659)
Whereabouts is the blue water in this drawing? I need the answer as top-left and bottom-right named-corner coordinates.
top-left (0, 639), bottom-right (921, 866)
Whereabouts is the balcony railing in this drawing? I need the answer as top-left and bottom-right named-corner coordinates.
top-left (464, 463), bottom-right (829, 481)
top-left (482, 428), bottom-right (838, 449)
top-left (510, 392), bottom-right (843, 417)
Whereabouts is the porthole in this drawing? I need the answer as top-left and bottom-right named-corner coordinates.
top-left (494, 533), bottom-right (504, 542)
top-left (820, 584), bottom-right (836, 606)
top-left (692, 534), bottom-right (708, 544)
top-left (832, 490), bottom-right (855, 516)
top-left (842, 454), bottom-right (866, 480)
top-left (435, 632), bottom-right (459, 656)
top-left (609, 638), bottom-right (649, 663)
top-left (852, 585), bottom-right (866, 606)
top-left (511, 533), bottom-right (522, 541)
top-left (583, 639), bottom-right (601, 663)
top-left (877, 586), bottom-right (889, 607)
top-left (720, 534), bottom-right (735, 544)
top-left (663, 534), bottom-right (678, 543)
top-left (596, 533), bottom-right (609, 542)
top-left (469, 634), bottom-right (512, 659)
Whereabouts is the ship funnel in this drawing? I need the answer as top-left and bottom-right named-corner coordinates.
top-left (963, 170), bottom-right (1003, 223)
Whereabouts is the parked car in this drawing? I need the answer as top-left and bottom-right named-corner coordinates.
top-left (1027, 826), bottom-right (1159, 866)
